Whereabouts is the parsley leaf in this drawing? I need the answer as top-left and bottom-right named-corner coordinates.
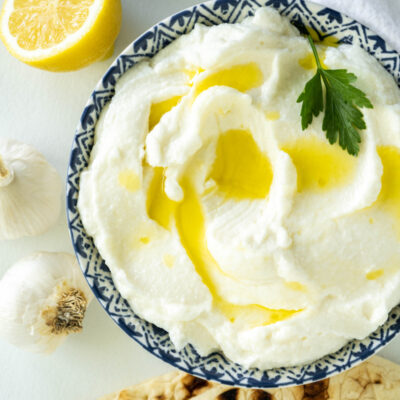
top-left (297, 35), bottom-right (373, 156)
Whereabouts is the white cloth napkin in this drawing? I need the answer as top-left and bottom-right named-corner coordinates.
top-left (313, 0), bottom-right (400, 53)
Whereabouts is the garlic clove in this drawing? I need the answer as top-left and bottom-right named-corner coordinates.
top-left (0, 252), bottom-right (93, 353)
top-left (0, 138), bottom-right (62, 240)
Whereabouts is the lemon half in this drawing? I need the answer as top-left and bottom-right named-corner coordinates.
top-left (0, 0), bottom-right (122, 71)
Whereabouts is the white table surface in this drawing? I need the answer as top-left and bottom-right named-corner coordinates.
top-left (0, 1), bottom-right (399, 399)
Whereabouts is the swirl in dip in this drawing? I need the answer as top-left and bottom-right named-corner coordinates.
top-left (78, 8), bottom-right (400, 368)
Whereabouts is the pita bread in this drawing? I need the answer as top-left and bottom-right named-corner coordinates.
top-left (99, 356), bottom-right (400, 400)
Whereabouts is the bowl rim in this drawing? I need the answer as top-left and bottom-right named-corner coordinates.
top-left (66, 0), bottom-right (400, 388)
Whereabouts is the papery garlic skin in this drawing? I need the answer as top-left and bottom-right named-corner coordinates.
top-left (0, 252), bottom-right (93, 353)
top-left (0, 138), bottom-right (62, 239)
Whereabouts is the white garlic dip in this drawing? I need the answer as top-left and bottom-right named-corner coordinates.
top-left (78, 8), bottom-right (400, 368)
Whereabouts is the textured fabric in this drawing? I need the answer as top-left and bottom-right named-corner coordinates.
top-left (313, 0), bottom-right (400, 52)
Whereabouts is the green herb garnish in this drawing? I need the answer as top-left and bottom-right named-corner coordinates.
top-left (297, 35), bottom-right (373, 156)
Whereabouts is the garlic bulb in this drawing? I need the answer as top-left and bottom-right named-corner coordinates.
top-left (0, 138), bottom-right (62, 240)
top-left (0, 252), bottom-right (93, 353)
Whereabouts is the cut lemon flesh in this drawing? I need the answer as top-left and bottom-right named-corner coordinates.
top-left (0, 0), bottom-right (122, 71)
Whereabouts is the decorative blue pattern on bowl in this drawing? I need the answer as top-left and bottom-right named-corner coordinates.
top-left (67, 0), bottom-right (400, 388)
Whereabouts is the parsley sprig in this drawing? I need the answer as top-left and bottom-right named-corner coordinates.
top-left (297, 35), bottom-right (373, 156)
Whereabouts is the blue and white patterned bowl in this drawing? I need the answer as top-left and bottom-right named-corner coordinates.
top-left (67, 0), bottom-right (400, 388)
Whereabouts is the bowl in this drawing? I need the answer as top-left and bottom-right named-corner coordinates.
top-left (67, 0), bottom-right (400, 388)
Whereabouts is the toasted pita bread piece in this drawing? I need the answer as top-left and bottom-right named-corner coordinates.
top-left (99, 356), bottom-right (400, 400)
